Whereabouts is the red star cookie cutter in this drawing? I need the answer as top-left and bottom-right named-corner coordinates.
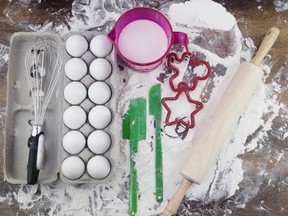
top-left (161, 51), bottom-right (211, 129)
top-left (161, 83), bottom-right (204, 129)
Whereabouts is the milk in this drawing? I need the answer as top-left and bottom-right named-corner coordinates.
top-left (118, 19), bottom-right (169, 64)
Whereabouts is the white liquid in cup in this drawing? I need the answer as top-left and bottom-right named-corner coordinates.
top-left (118, 19), bottom-right (169, 64)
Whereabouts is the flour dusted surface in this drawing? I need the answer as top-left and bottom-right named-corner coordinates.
top-left (0, 0), bottom-right (285, 215)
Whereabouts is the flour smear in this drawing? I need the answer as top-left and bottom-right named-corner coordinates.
top-left (0, 0), bottom-right (286, 215)
top-left (274, 0), bottom-right (288, 12)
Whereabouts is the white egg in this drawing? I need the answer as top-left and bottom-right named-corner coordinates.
top-left (63, 131), bottom-right (86, 154)
top-left (63, 106), bottom-right (86, 129)
top-left (65, 58), bottom-right (87, 80)
top-left (87, 130), bottom-right (111, 154)
top-left (61, 156), bottom-right (85, 180)
top-left (90, 35), bottom-right (113, 57)
top-left (88, 105), bottom-right (112, 129)
top-left (87, 155), bottom-right (111, 179)
top-left (66, 34), bottom-right (88, 57)
top-left (88, 82), bottom-right (111, 104)
top-left (64, 82), bottom-right (87, 105)
top-left (89, 58), bottom-right (112, 81)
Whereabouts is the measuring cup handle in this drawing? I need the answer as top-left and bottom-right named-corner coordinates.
top-left (107, 28), bottom-right (116, 42)
top-left (172, 32), bottom-right (188, 48)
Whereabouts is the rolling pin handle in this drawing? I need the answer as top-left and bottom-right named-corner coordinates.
top-left (251, 27), bottom-right (280, 67)
top-left (161, 178), bottom-right (192, 216)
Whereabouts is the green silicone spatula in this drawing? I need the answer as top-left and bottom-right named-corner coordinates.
top-left (122, 98), bottom-right (147, 216)
top-left (122, 110), bottom-right (130, 140)
top-left (149, 83), bottom-right (163, 203)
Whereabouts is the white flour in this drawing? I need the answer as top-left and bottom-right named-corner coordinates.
top-left (0, 44), bottom-right (9, 71)
top-left (1, 0), bottom-right (286, 215)
top-left (274, 0), bottom-right (288, 12)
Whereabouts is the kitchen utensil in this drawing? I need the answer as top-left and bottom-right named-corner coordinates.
top-left (161, 27), bottom-right (280, 216)
top-left (161, 87), bottom-right (204, 129)
top-left (122, 110), bottom-right (130, 140)
top-left (166, 51), bottom-right (211, 92)
top-left (149, 83), bottom-right (163, 203)
top-left (161, 51), bottom-right (211, 129)
top-left (25, 39), bottom-right (63, 184)
top-left (107, 7), bottom-right (188, 72)
top-left (122, 98), bottom-right (147, 216)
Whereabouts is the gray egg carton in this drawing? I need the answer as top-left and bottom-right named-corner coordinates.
top-left (4, 32), bottom-right (120, 184)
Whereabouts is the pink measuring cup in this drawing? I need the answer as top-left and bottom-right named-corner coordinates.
top-left (107, 7), bottom-right (188, 72)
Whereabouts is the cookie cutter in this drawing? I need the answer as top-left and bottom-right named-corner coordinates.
top-left (161, 50), bottom-right (211, 129)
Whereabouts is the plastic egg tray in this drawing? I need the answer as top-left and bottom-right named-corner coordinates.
top-left (4, 32), bottom-right (120, 184)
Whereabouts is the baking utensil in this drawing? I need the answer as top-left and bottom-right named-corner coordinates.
top-left (107, 7), bottom-right (188, 72)
top-left (122, 98), bottom-right (147, 216)
top-left (161, 87), bottom-right (204, 129)
top-left (166, 51), bottom-right (211, 92)
top-left (149, 83), bottom-right (163, 203)
top-left (25, 39), bottom-right (63, 185)
top-left (122, 110), bottom-right (130, 140)
top-left (161, 51), bottom-right (211, 129)
top-left (161, 27), bottom-right (280, 216)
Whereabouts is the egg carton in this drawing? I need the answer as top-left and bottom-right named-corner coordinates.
top-left (4, 32), bottom-right (120, 184)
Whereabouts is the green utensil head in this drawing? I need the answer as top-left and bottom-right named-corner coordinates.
top-left (149, 83), bottom-right (161, 117)
top-left (129, 98), bottom-right (146, 141)
top-left (122, 110), bottom-right (130, 140)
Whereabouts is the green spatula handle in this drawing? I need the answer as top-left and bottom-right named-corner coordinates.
top-left (129, 140), bottom-right (138, 216)
top-left (155, 116), bottom-right (163, 203)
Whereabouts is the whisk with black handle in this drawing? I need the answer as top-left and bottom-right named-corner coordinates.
top-left (25, 39), bottom-right (63, 184)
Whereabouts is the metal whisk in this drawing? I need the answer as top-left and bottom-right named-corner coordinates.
top-left (25, 39), bottom-right (63, 184)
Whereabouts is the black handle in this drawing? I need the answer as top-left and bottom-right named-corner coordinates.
top-left (27, 132), bottom-right (43, 185)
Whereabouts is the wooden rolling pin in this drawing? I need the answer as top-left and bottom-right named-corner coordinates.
top-left (161, 27), bottom-right (280, 216)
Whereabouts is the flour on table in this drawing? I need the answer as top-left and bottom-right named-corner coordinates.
top-left (0, 0), bottom-right (285, 215)
top-left (274, 0), bottom-right (288, 12)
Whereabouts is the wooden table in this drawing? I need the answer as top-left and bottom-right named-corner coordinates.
top-left (0, 0), bottom-right (287, 215)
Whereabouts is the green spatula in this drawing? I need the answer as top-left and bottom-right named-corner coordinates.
top-left (122, 98), bottom-right (147, 216)
top-left (149, 83), bottom-right (163, 203)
